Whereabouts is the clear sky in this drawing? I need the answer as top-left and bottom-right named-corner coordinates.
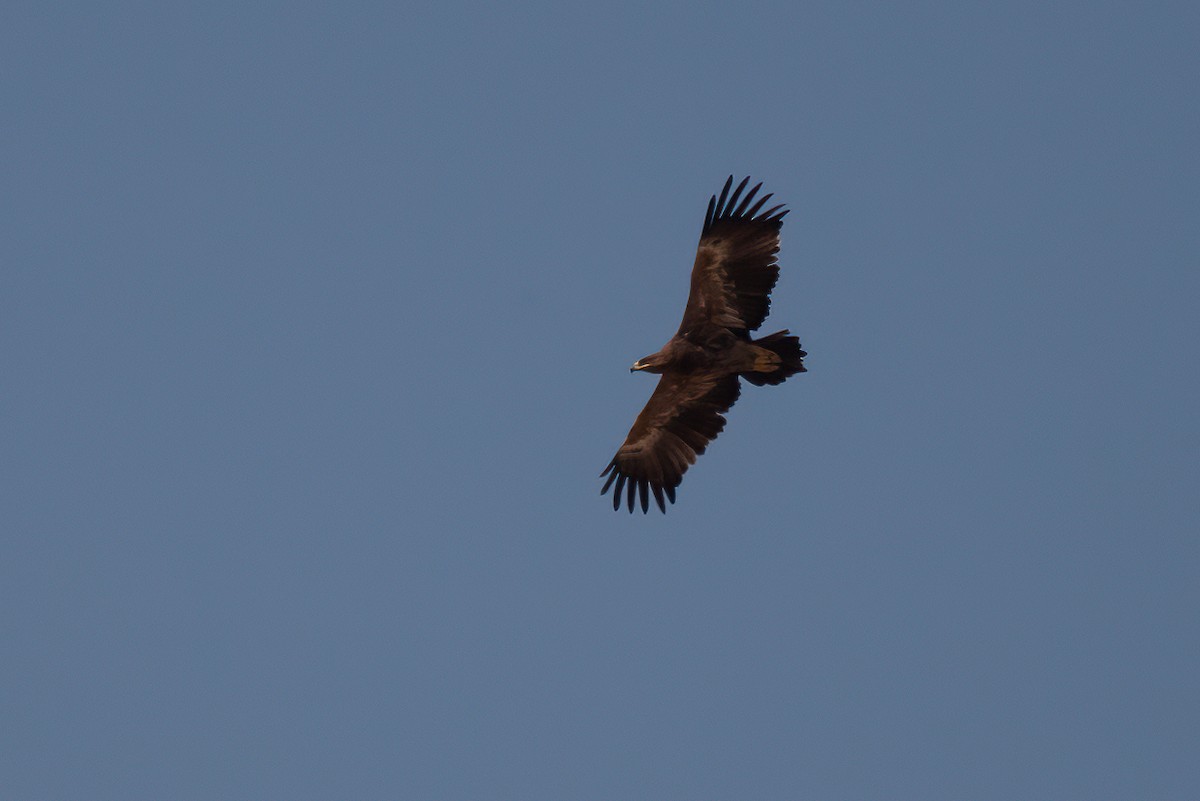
top-left (3, 2), bottom-right (1197, 799)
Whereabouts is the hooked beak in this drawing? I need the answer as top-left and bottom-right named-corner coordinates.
top-left (630, 361), bottom-right (645, 372)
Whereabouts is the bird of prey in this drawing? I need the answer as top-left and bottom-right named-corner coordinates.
top-left (601, 176), bottom-right (806, 513)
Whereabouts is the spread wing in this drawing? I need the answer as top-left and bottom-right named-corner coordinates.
top-left (677, 176), bottom-right (789, 336)
top-left (600, 373), bottom-right (741, 513)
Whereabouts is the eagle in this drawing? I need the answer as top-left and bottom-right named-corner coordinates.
top-left (601, 176), bottom-right (807, 513)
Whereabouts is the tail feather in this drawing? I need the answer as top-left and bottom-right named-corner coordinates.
top-left (742, 330), bottom-right (806, 386)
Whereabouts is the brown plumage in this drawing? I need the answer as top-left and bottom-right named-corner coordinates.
top-left (600, 176), bottom-right (807, 513)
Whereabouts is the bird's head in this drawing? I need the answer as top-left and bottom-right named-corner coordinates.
top-left (630, 354), bottom-right (665, 374)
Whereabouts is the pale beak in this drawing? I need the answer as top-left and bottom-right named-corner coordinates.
top-left (630, 361), bottom-right (644, 372)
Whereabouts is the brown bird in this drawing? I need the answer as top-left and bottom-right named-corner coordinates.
top-left (601, 176), bottom-right (807, 513)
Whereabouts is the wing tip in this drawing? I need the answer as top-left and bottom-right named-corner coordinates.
top-left (705, 176), bottom-right (788, 232)
top-left (600, 462), bottom-right (676, 514)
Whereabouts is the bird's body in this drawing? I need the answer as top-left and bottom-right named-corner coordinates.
top-left (601, 176), bottom-right (806, 513)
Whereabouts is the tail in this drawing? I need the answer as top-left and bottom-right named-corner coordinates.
top-left (742, 330), bottom-right (807, 386)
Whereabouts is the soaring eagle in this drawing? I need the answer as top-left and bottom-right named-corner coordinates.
top-left (601, 176), bottom-right (806, 513)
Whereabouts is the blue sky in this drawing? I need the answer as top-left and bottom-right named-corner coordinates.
top-left (2, 2), bottom-right (1197, 799)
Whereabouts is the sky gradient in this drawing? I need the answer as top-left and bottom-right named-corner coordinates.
top-left (3, 2), bottom-right (1198, 799)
